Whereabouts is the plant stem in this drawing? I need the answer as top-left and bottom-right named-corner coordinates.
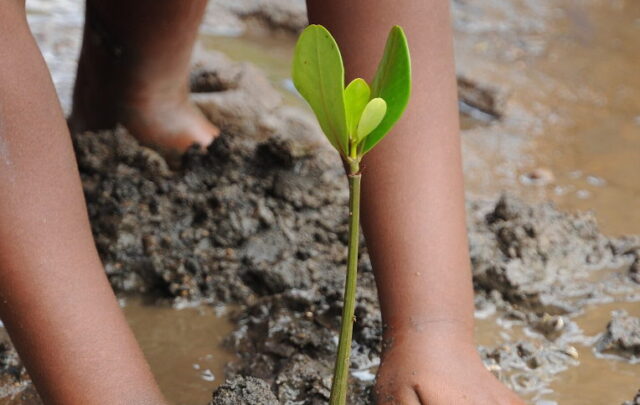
top-left (329, 162), bottom-right (362, 405)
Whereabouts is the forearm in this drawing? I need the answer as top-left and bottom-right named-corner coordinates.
top-left (0, 4), bottom-right (165, 404)
top-left (308, 1), bottom-right (474, 342)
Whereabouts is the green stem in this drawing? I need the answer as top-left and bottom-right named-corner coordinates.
top-left (329, 163), bottom-right (362, 405)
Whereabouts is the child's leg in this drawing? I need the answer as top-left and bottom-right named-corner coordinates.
top-left (307, 1), bottom-right (524, 404)
top-left (70, 0), bottom-right (217, 152)
top-left (0, 2), bottom-right (167, 404)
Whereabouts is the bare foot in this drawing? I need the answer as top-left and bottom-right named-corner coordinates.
top-left (69, 0), bottom-right (218, 153)
top-left (70, 80), bottom-right (219, 152)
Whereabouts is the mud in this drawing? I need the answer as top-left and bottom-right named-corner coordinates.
top-left (211, 376), bottom-right (278, 405)
top-left (204, 0), bottom-right (307, 35)
top-left (73, 120), bottom-right (637, 404)
top-left (0, 340), bottom-right (37, 404)
top-left (595, 311), bottom-right (640, 362)
top-left (4, 77), bottom-right (635, 402)
top-left (470, 195), bottom-right (637, 314)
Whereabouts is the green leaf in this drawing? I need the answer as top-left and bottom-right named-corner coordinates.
top-left (292, 25), bottom-right (349, 155)
top-left (344, 78), bottom-right (371, 138)
top-left (356, 98), bottom-right (387, 142)
top-left (362, 26), bottom-right (412, 154)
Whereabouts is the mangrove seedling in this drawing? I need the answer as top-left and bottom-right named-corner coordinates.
top-left (292, 25), bottom-right (411, 404)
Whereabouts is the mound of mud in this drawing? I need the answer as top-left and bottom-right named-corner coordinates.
top-left (596, 310), bottom-right (640, 361)
top-left (74, 126), bottom-right (379, 403)
top-left (74, 127), bottom-right (351, 304)
top-left (204, 0), bottom-right (307, 36)
top-left (55, 125), bottom-right (640, 403)
top-left (0, 111), bottom-right (636, 402)
top-left (469, 195), bottom-right (636, 313)
top-left (210, 375), bottom-right (278, 405)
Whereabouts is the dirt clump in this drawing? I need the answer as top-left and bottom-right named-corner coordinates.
top-left (210, 375), bottom-right (278, 405)
top-left (1, 114), bottom-right (637, 402)
top-left (70, 125), bottom-right (640, 403)
top-left (479, 341), bottom-right (579, 394)
top-left (0, 341), bottom-right (38, 403)
top-left (468, 195), bottom-right (634, 313)
top-left (595, 310), bottom-right (640, 361)
top-left (74, 126), bottom-right (346, 305)
top-left (203, 0), bottom-right (307, 36)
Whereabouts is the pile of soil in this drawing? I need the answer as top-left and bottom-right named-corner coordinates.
top-left (1, 54), bottom-right (639, 402)
top-left (596, 311), bottom-right (640, 361)
top-left (72, 124), bottom-right (637, 404)
top-left (74, 125), bottom-right (379, 403)
top-left (0, 105), bottom-right (638, 405)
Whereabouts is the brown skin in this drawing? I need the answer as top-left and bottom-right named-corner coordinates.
top-left (70, 0), bottom-right (219, 152)
top-left (0, 1), bottom-right (167, 404)
top-left (307, 1), bottom-right (525, 404)
top-left (0, 0), bottom-right (521, 403)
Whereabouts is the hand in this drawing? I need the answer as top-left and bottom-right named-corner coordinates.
top-left (374, 328), bottom-right (525, 405)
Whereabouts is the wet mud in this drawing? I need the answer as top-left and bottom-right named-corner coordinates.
top-left (41, 118), bottom-right (640, 403)
top-left (4, 74), bottom-right (637, 402)
top-left (595, 311), bottom-right (640, 362)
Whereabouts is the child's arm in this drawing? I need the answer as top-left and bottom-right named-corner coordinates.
top-left (0, 3), bottom-right (166, 404)
top-left (307, 1), bottom-right (524, 403)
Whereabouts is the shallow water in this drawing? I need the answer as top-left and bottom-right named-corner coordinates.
top-left (19, 0), bottom-right (640, 403)
top-left (547, 302), bottom-right (640, 405)
top-left (456, 0), bottom-right (640, 236)
top-left (476, 301), bottom-right (640, 404)
top-left (122, 299), bottom-right (236, 405)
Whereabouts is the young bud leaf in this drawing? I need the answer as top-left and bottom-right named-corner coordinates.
top-left (344, 78), bottom-right (371, 138)
top-left (356, 98), bottom-right (387, 142)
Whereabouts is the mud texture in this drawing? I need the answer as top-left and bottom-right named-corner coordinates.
top-left (469, 195), bottom-right (635, 314)
top-left (74, 121), bottom-right (636, 403)
top-left (74, 124), bottom-right (377, 403)
top-left (203, 0), bottom-right (307, 36)
top-left (596, 310), bottom-right (640, 362)
top-left (0, 341), bottom-right (38, 404)
top-left (479, 341), bottom-right (579, 393)
top-left (210, 376), bottom-right (278, 405)
top-left (3, 109), bottom-right (638, 403)
top-left (70, 89), bottom-right (636, 402)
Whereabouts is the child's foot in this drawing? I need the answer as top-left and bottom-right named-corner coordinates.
top-left (69, 0), bottom-right (217, 153)
top-left (70, 73), bottom-right (219, 152)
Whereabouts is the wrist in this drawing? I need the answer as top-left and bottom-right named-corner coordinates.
top-left (382, 316), bottom-right (475, 348)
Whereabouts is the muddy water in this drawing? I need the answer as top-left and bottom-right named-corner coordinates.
top-left (456, 0), bottom-right (640, 236)
top-left (476, 301), bottom-right (640, 404)
top-left (548, 302), bottom-right (640, 405)
top-left (518, 0), bottom-right (640, 237)
top-left (201, 25), bottom-right (301, 108)
top-left (122, 299), bottom-right (236, 405)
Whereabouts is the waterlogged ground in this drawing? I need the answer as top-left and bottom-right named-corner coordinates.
top-left (0, 0), bottom-right (637, 404)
